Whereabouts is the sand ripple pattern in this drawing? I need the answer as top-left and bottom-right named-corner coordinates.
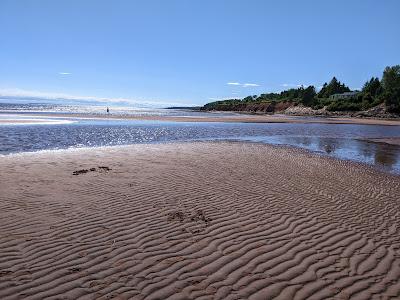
top-left (1, 142), bottom-right (400, 300)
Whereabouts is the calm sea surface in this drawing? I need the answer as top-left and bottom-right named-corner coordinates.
top-left (1, 103), bottom-right (400, 174)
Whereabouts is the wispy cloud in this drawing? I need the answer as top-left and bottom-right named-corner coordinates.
top-left (281, 83), bottom-right (304, 88)
top-left (58, 72), bottom-right (71, 75)
top-left (208, 96), bottom-right (239, 101)
top-left (242, 83), bottom-right (259, 87)
top-left (226, 82), bottom-right (260, 87)
top-left (0, 88), bottom-right (191, 108)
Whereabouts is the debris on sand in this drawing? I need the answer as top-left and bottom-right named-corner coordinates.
top-left (167, 209), bottom-right (211, 224)
top-left (98, 166), bottom-right (112, 172)
top-left (72, 169), bottom-right (89, 175)
top-left (72, 166), bottom-right (112, 175)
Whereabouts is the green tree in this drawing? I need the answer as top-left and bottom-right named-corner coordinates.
top-left (301, 86), bottom-right (316, 106)
top-left (382, 65), bottom-right (400, 112)
top-left (317, 77), bottom-right (351, 98)
top-left (242, 96), bottom-right (254, 102)
top-left (382, 65), bottom-right (400, 91)
top-left (384, 88), bottom-right (400, 113)
top-left (362, 77), bottom-right (383, 97)
top-left (361, 92), bottom-right (374, 109)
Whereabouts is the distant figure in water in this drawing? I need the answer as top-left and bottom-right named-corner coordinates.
top-left (106, 107), bottom-right (110, 114)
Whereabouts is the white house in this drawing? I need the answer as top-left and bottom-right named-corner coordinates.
top-left (330, 91), bottom-right (360, 100)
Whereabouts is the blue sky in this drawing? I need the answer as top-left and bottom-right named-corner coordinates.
top-left (0, 0), bottom-right (399, 107)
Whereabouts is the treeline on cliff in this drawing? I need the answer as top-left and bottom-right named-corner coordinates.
top-left (202, 65), bottom-right (400, 114)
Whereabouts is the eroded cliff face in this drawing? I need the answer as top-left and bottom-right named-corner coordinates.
top-left (285, 103), bottom-right (400, 118)
top-left (203, 102), bottom-right (400, 118)
top-left (202, 101), bottom-right (295, 113)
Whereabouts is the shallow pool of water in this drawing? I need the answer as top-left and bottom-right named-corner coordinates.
top-left (1, 116), bottom-right (400, 174)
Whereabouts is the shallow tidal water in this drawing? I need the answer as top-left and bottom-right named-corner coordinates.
top-left (1, 113), bottom-right (400, 174)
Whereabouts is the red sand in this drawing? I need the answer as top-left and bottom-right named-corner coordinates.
top-left (8, 112), bottom-right (400, 126)
top-left (1, 142), bottom-right (400, 299)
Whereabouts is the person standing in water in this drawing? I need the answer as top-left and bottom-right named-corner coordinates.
top-left (106, 107), bottom-right (110, 114)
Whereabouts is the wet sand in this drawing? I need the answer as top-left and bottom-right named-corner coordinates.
top-left (1, 142), bottom-right (400, 299)
top-left (5, 112), bottom-right (400, 126)
top-left (0, 118), bottom-right (75, 125)
top-left (365, 137), bottom-right (400, 146)
top-left (0, 119), bottom-right (52, 124)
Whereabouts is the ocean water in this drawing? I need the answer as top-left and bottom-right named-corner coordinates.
top-left (1, 104), bottom-right (400, 174)
top-left (0, 102), bottom-right (228, 117)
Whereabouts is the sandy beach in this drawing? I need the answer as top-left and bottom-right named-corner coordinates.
top-left (101, 114), bottom-right (400, 126)
top-left (0, 142), bottom-right (399, 299)
top-left (4, 112), bottom-right (400, 126)
top-left (0, 119), bottom-right (43, 124)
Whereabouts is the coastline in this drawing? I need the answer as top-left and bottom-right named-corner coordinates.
top-left (2, 111), bottom-right (400, 126)
top-left (1, 141), bottom-right (400, 299)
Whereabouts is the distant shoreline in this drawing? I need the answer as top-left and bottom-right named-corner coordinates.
top-left (199, 105), bottom-right (400, 120)
top-left (2, 111), bottom-right (400, 126)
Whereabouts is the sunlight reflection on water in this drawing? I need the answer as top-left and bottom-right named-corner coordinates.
top-left (1, 117), bottom-right (400, 174)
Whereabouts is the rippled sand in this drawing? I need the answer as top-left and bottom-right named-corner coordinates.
top-left (1, 142), bottom-right (400, 299)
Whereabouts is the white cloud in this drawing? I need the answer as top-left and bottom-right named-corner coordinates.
top-left (242, 83), bottom-right (259, 87)
top-left (281, 83), bottom-right (304, 88)
top-left (0, 88), bottom-right (191, 108)
top-left (59, 72), bottom-right (71, 75)
top-left (208, 96), bottom-right (239, 101)
top-left (227, 82), bottom-right (260, 88)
